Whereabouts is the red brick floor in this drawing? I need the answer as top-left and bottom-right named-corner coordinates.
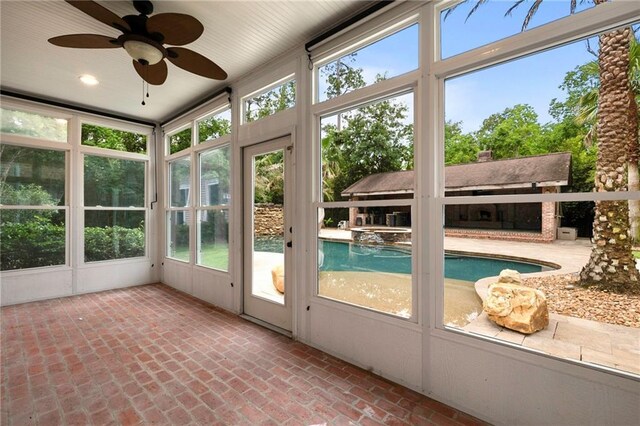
top-left (1, 284), bottom-right (488, 425)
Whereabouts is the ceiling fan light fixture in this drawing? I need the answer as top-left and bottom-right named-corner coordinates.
top-left (123, 40), bottom-right (163, 65)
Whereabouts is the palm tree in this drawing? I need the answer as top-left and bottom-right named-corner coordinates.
top-left (449, 0), bottom-right (640, 292)
top-left (576, 35), bottom-right (640, 244)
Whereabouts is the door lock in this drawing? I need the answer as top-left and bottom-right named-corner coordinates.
top-left (286, 241), bottom-right (292, 248)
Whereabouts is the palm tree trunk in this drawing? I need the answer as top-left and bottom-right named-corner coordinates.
top-left (580, 25), bottom-right (640, 293)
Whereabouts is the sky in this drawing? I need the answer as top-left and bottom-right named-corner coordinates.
top-left (319, 0), bottom-right (602, 134)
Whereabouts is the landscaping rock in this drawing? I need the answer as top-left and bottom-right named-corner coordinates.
top-left (498, 269), bottom-right (522, 284)
top-left (484, 283), bottom-right (549, 334)
top-left (271, 264), bottom-right (285, 293)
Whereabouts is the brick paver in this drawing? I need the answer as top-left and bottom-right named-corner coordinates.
top-left (1, 284), bottom-right (488, 425)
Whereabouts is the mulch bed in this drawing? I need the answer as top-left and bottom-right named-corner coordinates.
top-left (520, 274), bottom-right (640, 328)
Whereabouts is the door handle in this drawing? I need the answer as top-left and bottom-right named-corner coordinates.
top-left (286, 241), bottom-right (292, 248)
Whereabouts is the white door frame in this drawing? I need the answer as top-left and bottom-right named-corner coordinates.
top-left (242, 135), bottom-right (294, 332)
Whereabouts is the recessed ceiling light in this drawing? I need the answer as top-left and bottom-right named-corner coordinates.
top-left (79, 74), bottom-right (99, 86)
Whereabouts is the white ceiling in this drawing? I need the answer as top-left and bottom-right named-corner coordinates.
top-left (0, 0), bottom-right (374, 123)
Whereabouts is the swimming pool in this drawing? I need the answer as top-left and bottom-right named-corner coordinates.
top-left (255, 236), bottom-right (550, 280)
top-left (318, 240), bottom-right (549, 281)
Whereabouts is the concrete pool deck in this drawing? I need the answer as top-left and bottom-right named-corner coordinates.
top-left (318, 229), bottom-right (639, 376)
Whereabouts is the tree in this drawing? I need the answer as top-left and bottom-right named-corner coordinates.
top-left (245, 80), bottom-right (296, 123)
top-left (82, 124), bottom-right (146, 153)
top-left (445, 121), bottom-right (478, 165)
top-left (571, 34), bottom-right (640, 242)
top-left (474, 104), bottom-right (544, 158)
top-left (450, 0), bottom-right (640, 292)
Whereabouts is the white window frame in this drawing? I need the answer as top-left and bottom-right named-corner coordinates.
top-left (429, 0), bottom-right (640, 377)
top-left (79, 120), bottom-right (151, 265)
top-left (310, 11), bottom-right (421, 322)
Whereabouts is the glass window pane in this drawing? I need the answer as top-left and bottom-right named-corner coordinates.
top-left (169, 128), bottom-right (192, 155)
top-left (0, 209), bottom-right (65, 270)
top-left (440, 0), bottom-right (594, 59)
top-left (318, 206), bottom-right (412, 318)
top-left (168, 210), bottom-right (189, 261)
top-left (198, 109), bottom-right (231, 143)
top-left (84, 156), bottom-right (145, 207)
top-left (1, 108), bottom-right (67, 142)
top-left (0, 144), bottom-right (65, 206)
top-left (199, 146), bottom-right (230, 207)
top-left (443, 200), bottom-right (639, 375)
top-left (169, 157), bottom-right (191, 208)
top-left (84, 210), bottom-right (145, 262)
top-left (318, 24), bottom-right (418, 102)
top-left (81, 123), bottom-right (147, 154)
top-left (244, 79), bottom-right (296, 123)
top-left (321, 92), bottom-right (414, 202)
top-left (197, 209), bottom-right (229, 271)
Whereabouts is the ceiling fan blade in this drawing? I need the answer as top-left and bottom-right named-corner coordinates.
top-left (48, 34), bottom-right (120, 48)
top-left (65, 0), bottom-right (130, 32)
top-left (146, 13), bottom-right (204, 46)
top-left (166, 47), bottom-right (227, 80)
top-left (133, 59), bottom-right (168, 85)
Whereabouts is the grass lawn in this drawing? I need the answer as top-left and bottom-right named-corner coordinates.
top-left (173, 243), bottom-right (229, 271)
top-left (634, 251), bottom-right (640, 259)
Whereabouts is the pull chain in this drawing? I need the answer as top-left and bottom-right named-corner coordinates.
top-left (141, 77), bottom-right (145, 106)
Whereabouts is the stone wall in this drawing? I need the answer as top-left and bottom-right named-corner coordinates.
top-left (444, 228), bottom-right (551, 243)
top-left (254, 204), bottom-right (283, 236)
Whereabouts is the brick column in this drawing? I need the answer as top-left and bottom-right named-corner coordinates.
top-left (541, 187), bottom-right (557, 242)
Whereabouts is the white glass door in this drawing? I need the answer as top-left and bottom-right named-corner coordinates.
top-left (243, 136), bottom-right (292, 331)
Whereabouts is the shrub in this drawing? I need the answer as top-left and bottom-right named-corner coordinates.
top-left (0, 216), bottom-right (65, 270)
top-left (84, 226), bottom-right (144, 262)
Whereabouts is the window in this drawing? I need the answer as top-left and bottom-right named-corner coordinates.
top-left (168, 127), bottom-right (192, 155)
top-left (167, 157), bottom-right (191, 261)
top-left (1, 108), bottom-right (67, 142)
top-left (439, 0), bottom-right (595, 59)
top-left (83, 155), bottom-right (146, 262)
top-left (198, 108), bottom-right (231, 143)
top-left (317, 91), bottom-right (415, 317)
top-left (244, 77), bottom-right (296, 123)
top-left (317, 23), bottom-right (419, 102)
top-left (0, 144), bottom-right (66, 270)
top-left (82, 123), bottom-right (146, 154)
top-left (441, 20), bottom-right (639, 375)
top-left (197, 145), bottom-right (230, 270)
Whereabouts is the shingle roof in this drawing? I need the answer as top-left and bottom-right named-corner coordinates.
top-left (340, 152), bottom-right (572, 197)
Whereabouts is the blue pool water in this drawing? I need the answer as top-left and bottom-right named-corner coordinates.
top-left (318, 240), bottom-right (548, 282)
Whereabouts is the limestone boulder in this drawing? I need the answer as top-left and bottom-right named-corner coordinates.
top-left (483, 283), bottom-right (548, 334)
top-left (271, 264), bottom-right (285, 294)
top-left (498, 269), bottom-right (522, 284)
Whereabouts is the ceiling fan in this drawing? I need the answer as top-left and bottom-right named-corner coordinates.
top-left (48, 0), bottom-right (227, 88)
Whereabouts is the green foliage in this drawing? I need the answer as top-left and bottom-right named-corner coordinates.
top-left (254, 151), bottom-right (284, 204)
top-left (445, 121), bottom-right (478, 165)
top-left (169, 128), bottom-right (193, 155)
top-left (84, 156), bottom-right (145, 207)
top-left (84, 225), bottom-right (145, 262)
top-left (320, 54), bottom-right (366, 99)
top-left (1, 108), bottom-right (67, 142)
top-left (0, 182), bottom-right (56, 207)
top-left (245, 80), bottom-right (296, 123)
top-left (474, 104), bottom-right (544, 158)
top-left (199, 113), bottom-right (231, 143)
top-left (0, 215), bottom-right (65, 270)
top-left (82, 124), bottom-right (146, 154)
top-left (322, 90), bottom-right (413, 201)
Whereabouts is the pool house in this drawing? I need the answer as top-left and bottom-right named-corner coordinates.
top-left (341, 151), bottom-right (573, 242)
top-left (1, 1), bottom-right (639, 425)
